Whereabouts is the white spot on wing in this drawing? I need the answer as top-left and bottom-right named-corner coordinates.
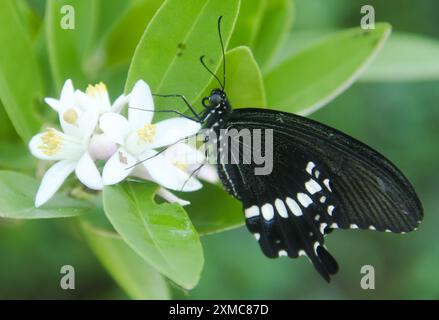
top-left (369, 225), bottom-right (376, 230)
top-left (261, 203), bottom-right (274, 221)
top-left (313, 241), bottom-right (319, 254)
top-left (320, 223), bottom-right (327, 234)
top-left (306, 162), bottom-right (315, 175)
top-left (319, 196), bottom-right (326, 203)
top-left (323, 179), bottom-right (332, 192)
top-left (274, 199), bottom-right (288, 218)
top-left (327, 205), bottom-right (335, 216)
top-left (254, 233), bottom-right (260, 240)
top-left (245, 205), bottom-right (259, 218)
top-left (350, 224), bottom-right (359, 229)
top-left (278, 250), bottom-right (288, 257)
top-left (297, 193), bottom-right (313, 208)
top-left (305, 179), bottom-right (322, 195)
top-left (286, 197), bottom-right (303, 216)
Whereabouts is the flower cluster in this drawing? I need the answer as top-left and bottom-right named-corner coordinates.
top-left (29, 79), bottom-right (209, 207)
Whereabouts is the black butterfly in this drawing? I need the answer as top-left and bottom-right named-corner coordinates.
top-left (155, 17), bottom-right (423, 282)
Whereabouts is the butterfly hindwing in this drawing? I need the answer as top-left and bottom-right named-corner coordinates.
top-left (214, 119), bottom-right (341, 280)
top-left (212, 108), bottom-right (422, 281)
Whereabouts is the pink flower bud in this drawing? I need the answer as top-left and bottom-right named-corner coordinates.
top-left (88, 134), bottom-right (117, 160)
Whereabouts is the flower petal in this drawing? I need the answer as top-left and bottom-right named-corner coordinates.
top-left (164, 142), bottom-right (205, 166)
top-left (98, 88), bottom-right (112, 113)
top-left (28, 130), bottom-right (82, 161)
top-left (58, 108), bottom-right (83, 138)
top-left (141, 150), bottom-right (202, 192)
top-left (102, 148), bottom-right (136, 185)
top-left (99, 113), bottom-right (129, 145)
top-left (196, 164), bottom-right (219, 183)
top-left (78, 107), bottom-right (99, 144)
top-left (111, 94), bottom-right (129, 113)
top-left (29, 132), bottom-right (60, 160)
top-left (60, 79), bottom-right (75, 102)
top-left (44, 97), bottom-right (61, 112)
top-left (128, 80), bottom-right (154, 128)
top-left (150, 118), bottom-right (201, 149)
top-left (156, 187), bottom-right (190, 206)
top-left (75, 90), bottom-right (95, 111)
top-left (35, 160), bottom-right (76, 207)
top-left (75, 152), bottom-right (103, 190)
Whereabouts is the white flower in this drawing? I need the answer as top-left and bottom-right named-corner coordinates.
top-left (29, 108), bottom-right (103, 207)
top-left (75, 81), bottom-right (129, 114)
top-left (151, 142), bottom-right (218, 206)
top-left (100, 80), bottom-right (202, 191)
top-left (44, 80), bottom-right (121, 161)
top-left (44, 79), bottom-right (84, 138)
top-left (156, 187), bottom-right (191, 207)
top-left (162, 142), bottom-right (219, 184)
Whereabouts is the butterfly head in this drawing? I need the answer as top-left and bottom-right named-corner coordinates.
top-left (200, 89), bottom-right (231, 126)
top-left (202, 89), bottom-right (228, 108)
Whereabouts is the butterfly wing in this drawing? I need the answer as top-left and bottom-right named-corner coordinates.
top-left (212, 108), bottom-right (422, 281)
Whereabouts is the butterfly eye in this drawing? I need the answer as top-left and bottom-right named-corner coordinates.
top-left (210, 93), bottom-right (223, 106)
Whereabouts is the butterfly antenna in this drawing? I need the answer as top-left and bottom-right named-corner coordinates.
top-left (217, 16), bottom-right (226, 90)
top-left (200, 55), bottom-right (224, 89)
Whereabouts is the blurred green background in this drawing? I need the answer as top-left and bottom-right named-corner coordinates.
top-left (1, 0), bottom-right (439, 299)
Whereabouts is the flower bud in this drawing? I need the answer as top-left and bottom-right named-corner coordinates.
top-left (88, 134), bottom-right (117, 160)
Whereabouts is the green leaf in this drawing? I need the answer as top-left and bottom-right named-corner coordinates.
top-left (0, 0), bottom-right (43, 142)
top-left (183, 182), bottom-right (244, 235)
top-left (0, 143), bottom-right (35, 171)
top-left (199, 46), bottom-right (266, 108)
top-left (361, 32), bottom-right (439, 82)
top-left (82, 221), bottom-right (170, 300)
top-left (95, 0), bottom-right (130, 36)
top-left (103, 181), bottom-right (204, 289)
top-left (0, 170), bottom-right (91, 219)
top-left (46, 0), bottom-right (99, 90)
top-left (0, 102), bottom-right (19, 140)
top-left (273, 29), bottom-right (336, 65)
top-left (125, 0), bottom-right (241, 112)
top-left (98, 0), bottom-right (164, 69)
top-left (15, 0), bottom-right (42, 40)
top-left (264, 24), bottom-right (391, 115)
top-left (252, 0), bottom-right (294, 71)
top-left (228, 0), bottom-right (266, 49)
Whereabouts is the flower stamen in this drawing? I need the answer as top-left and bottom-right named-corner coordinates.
top-left (38, 129), bottom-right (63, 156)
top-left (86, 82), bottom-right (107, 98)
top-left (137, 124), bottom-right (156, 143)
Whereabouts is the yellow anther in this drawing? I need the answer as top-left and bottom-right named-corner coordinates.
top-left (63, 108), bottom-right (78, 124)
top-left (137, 124), bottom-right (156, 143)
top-left (86, 82), bottom-right (107, 97)
top-left (38, 128), bottom-right (63, 156)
